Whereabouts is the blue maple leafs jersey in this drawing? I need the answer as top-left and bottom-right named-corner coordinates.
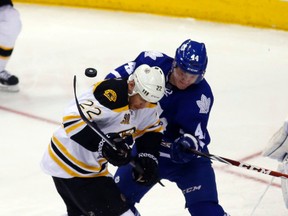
top-left (105, 51), bottom-right (214, 151)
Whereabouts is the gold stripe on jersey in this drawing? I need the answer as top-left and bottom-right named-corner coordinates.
top-left (113, 105), bottom-right (129, 113)
top-left (63, 115), bottom-right (81, 122)
top-left (64, 119), bottom-right (86, 134)
top-left (48, 145), bottom-right (82, 177)
top-left (62, 114), bottom-right (86, 135)
top-left (0, 45), bottom-right (13, 58)
top-left (134, 119), bottom-right (163, 138)
top-left (62, 115), bottom-right (83, 131)
top-left (51, 136), bottom-right (107, 173)
top-left (48, 144), bottom-right (109, 178)
top-left (92, 81), bottom-right (101, 92)
top-left (146, 103), bottom-right (157, 108)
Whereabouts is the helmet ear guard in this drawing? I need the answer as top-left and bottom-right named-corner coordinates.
top-left (128, 64), bottom-right (165, 103)
top-left (127, 73), bottom-right (138, 97)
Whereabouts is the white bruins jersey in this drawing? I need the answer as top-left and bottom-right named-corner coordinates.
top-left (41, 79), bottom-right (163, 178)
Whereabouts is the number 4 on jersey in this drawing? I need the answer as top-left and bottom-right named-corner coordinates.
top-left (195, 123), bottom-right (204, 139)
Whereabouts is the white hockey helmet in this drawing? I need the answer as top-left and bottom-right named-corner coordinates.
top-left (128, 64), bottom-right (165, 103)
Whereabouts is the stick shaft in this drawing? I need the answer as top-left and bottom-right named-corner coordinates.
top-left (187, 148), bottom-right (288, 179)
top-left (73, 76), bottom-right (115, 148)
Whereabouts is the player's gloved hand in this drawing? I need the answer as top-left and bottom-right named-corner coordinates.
top-left (170, 133), bottom-right (200, 164)
top-left (101, 133), bottom-right (131, 166)
top-left (132, 152), bottom-right (159, 186)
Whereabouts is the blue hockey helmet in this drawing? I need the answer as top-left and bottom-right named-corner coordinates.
top-left (174, 39), bottom-right (208, 83)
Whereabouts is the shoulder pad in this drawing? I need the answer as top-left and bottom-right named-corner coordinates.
top-left (93, 79), bottom-right (129, 111)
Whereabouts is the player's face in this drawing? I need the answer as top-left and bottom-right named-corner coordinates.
top-left (170, 67), bottom-right (199, 90)
top-left (129, 94), bottom-right (149, 110)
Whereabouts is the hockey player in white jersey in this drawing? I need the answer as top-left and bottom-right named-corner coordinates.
top-left (0, 0), bottom-right (21, 92)
top-left (262, 116), bottom-right (288, 208)
top-left (41, 64), bottom-right (165, 216)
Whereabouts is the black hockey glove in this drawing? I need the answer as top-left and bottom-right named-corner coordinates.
top-left (100, 133), bottom-right (131, 167)
top-left (132, 152), bottom-right (159, 187)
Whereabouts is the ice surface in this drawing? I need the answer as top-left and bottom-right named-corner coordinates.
top-left (1, 3), bottom-right (288, 216)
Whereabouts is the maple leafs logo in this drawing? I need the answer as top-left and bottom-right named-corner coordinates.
top-left (196, 94), bottom-right (211, 114)
top-left (144, 51), bottom-right (164, 60)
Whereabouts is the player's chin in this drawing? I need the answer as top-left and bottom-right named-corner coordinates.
top-left (129, 105), bottom-right (136, 110)
top-left (176, 82), bottom-right (189, 90)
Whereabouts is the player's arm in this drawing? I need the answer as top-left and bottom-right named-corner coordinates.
top-left (105, 51), bottom-right (167, 79)
top-left (131, 108), bottom-right (164, 186)
top-left (64, 80), bottom-right (132, 165)
top-left (170, 90), bottom-right (214, 163)
top-left (105, 52), bottom-right (143, 79)
top-left (61, 104), bottom-right (108, 152)
top-left (132, 131), bottom-right (163, 186)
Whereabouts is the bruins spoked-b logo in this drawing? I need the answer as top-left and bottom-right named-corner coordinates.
top-left (104, 89), bottom-right (117, 102)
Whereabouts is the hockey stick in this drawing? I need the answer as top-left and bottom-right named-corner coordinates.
top-left (73, 75), bottom-right (164, 186)
top-left (186, 147), bottom-right (288, 179)
top-left (73, 76), bottom-right (117, 149)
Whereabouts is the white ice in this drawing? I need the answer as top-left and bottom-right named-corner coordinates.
top-left (1, 3), bottom-right (288, 216)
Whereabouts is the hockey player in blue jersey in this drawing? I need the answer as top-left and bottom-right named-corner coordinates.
top-left (105, 39), bottom-right (229, 215)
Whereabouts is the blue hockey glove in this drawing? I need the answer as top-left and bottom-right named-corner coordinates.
top-left (132, 152), bottom-right (159, 186)
top-left (101, 133), bottom-right (131, 166)
top-left (170, 134), bottom-right (200, 164)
